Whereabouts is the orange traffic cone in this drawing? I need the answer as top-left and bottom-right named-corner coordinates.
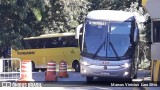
top-left (58, 60), bottom-right (68, 78)
top-left (45, 61), bottom-right (57, 81)
top-left (18, 60), bottom-right (34, 83)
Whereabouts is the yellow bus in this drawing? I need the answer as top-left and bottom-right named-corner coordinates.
top-left (11, 33), bottom-right (81, 72)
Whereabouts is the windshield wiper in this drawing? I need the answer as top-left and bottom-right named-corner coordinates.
top-left (92, 40), bottom-right (120, 60)
top-left (92, 40), bottom-right (105, 58)
top-left (109, 41), bottom-right (120, 60)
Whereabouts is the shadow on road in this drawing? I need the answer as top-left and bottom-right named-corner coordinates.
top-left (41, 77), bottom-right (134, 87)
top-left (85, 77), bottom-right (133, 86)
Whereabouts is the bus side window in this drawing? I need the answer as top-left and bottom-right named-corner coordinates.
top-left (38, 39), bottom-right (43, 48)
top-left (35, 40), bottom-right (40, 48)
top-left (50, 38), bottom-right (59, 48)
top-left (59, 37), bottom-right (67, 47)
top-left (66, 36), bottom-right (78, 47)
top-left (71, 39), bottom-right (78, 47)
top-left (30, 40), bottom-right (35, 49)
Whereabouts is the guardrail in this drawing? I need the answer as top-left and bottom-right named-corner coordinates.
top-left (0, 58), bottom-right (21, 81)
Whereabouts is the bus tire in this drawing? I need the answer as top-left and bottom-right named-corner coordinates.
top-left (133, 74), bottom-right (137, 79)
top-left (127, 78), bottom-right (132, 83)
top-left (75, 62), bottom-right (80, 72)
top-left (125, 75), bottom-right (132, 82)
top-left (31, 61), bottom-right (35, 72)
top-left (72, 60), bottom-right (80, 72)
top-left (86, 76), bottom-right (93, 83)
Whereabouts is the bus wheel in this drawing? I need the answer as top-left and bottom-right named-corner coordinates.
top-left (86, 77), bottom-right (93, 83)
top-left (133, 74), bottom-right (137, 79)
top-left (75, 62), bottom-right (80, 72)
top-left (127, 78), bottom-right (132, 83)
top-left (31, 61), bottom-right (35, 72)
top-left (72, 61), bottom-right (80, 72)
top-left (125, 75), bottom-right (132, 82)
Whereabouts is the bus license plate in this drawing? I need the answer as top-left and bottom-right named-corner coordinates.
top-left (101, 72), bottom-right (110, 75)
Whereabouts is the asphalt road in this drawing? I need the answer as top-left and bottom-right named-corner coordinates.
top-left (0, 70), bottom-right (160, 90)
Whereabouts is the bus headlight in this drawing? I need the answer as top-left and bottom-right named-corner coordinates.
top-left (121, 63), bottom-right (130, 68)
top-left (81, 61), bottom-right (90, 66)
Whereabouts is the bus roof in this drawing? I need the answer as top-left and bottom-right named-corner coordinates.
top-left (24, 33), bottom-right (76, 40)
top-left (86, 10), bottom-right (135, 22)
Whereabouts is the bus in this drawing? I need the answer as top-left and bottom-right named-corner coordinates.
top-left (11, 33), bottom-right (81, 72)
top-left (75, 10), bottom-right (140, 82)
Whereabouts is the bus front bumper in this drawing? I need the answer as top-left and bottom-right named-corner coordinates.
top-left (80, 64), bottom-right (131, 78)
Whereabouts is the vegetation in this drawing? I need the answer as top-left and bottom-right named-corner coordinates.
top-left (0, 0), bottom-right (151, 68)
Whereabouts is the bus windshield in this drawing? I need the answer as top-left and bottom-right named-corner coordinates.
top-left (83, 19), bottom-right (131, 59)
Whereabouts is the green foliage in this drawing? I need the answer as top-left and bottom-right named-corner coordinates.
top-left (88, 0), bottom-right (136, 10)
top-left (31, 8), bottom-right (42, 21)
top-left (0, 0), bottom-right (151, 66)
top-left (42, 0), bottom-right (89, 34)
top-left (0, 0), bottom-right (45, 56)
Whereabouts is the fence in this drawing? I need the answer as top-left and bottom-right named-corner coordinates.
top-left (0, 58), bottom-right (21, 81)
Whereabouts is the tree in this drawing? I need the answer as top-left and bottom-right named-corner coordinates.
top-left (88, 0), bottom-right (136, 10)
top-left (0, 0), bottom-right (45, 57)
top-left (0, 0), bottom-right (89, 57)
top-left (42, 0), bottom-right (89, 34)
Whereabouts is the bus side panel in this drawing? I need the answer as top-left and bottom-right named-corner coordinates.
top-left (11, 47), bottom-right (80, 70)
top-left (62, 47), bottom-right (81, 69)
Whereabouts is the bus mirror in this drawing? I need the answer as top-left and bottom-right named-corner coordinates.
top-left (75, 24), bottom-right (83, 39)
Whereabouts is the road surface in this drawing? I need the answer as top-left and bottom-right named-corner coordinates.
top-left (0, 70), bottom-right (159, 90)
